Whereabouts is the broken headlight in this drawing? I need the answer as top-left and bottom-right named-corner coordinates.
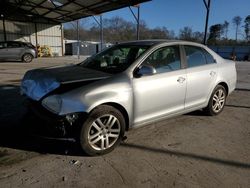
top-left (42, 95), bottom-right (62, 114)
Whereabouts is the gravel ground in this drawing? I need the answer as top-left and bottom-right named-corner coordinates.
top-left (0, 58), bottom-right (249, 188)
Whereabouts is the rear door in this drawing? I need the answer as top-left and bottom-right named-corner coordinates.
top-left (183, 45), bottom-right (218, 109)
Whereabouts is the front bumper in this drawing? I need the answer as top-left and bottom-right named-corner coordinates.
top-left (23, 99), bottom-right (85, 139)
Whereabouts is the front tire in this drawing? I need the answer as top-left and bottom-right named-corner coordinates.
top-left (204, 85), bottom-right (227, 116)
top-left (22, 53), bottom-right (33, 63)
top-left (79, 105), bottom-right (125, 156)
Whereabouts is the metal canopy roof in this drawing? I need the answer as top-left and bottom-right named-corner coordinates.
top-left (0, 0), bottom-right (150, 24)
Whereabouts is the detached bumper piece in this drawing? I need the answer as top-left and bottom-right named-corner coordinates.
top-left (23, 99), bottom-right (85, 139)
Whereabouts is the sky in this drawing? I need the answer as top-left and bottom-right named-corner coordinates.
top-left (75, 0), bottom-right (250, 39)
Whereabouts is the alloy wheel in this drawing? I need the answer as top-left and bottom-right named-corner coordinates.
top-left (88, 114), bottom-right (121, 151)
top-left (24, 54), bottom-right (32, 63)
top-left (212, 89), bottom-right (225, 113)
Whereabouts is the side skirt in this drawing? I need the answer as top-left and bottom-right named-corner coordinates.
top-left (130, 104), bottom-right (207, 130)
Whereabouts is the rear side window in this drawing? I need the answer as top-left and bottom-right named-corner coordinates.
top-left (203, 50), bottom-right (216, 64)
top-left (184, 46), bottom-right (207, 68)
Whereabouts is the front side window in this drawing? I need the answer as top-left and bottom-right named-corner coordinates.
top-left (80, 45), bottom-right (149, 74)
top-left (141, 45), bottom-right (181, 74)
top-left (185, 46), bottom-right (207, 68)
top-left (7, 42), bottom-right (21, 48)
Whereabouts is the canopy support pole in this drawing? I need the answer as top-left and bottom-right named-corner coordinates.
top-left (129, 5), bottom-right (140, 40)
top-left (93, 15), bottom-right (103, 51)
top-left (77, 19), bottom-right (80, 59)
top-left (203, 0), bottom-right (211, 45)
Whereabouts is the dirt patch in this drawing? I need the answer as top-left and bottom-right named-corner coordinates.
top-left (0, 149), bottom-right (39, 166)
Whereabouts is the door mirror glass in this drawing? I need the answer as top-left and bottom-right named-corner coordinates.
top-left (136, 65), bottom-right (156, 77)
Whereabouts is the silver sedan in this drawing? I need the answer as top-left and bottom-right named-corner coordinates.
top-left (21, 40), bottom-right (237, 155)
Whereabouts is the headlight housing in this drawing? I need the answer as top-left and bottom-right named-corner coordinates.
top-left (42, 95), bottom-right (62, 114)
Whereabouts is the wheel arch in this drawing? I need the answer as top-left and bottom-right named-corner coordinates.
top-left (205, 81), bottom-right (229, 107)
top-left (22, 52), bottom-right (34, 58)
top-left (95, 102), bottom-right (130, 131)
top-left (217, 82), bottom-right (229, 95)
top-left (22, 53), bottom-right (34, 62)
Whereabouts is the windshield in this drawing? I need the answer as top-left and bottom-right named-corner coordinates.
top-left (80, 44), bottom-right (149, 74)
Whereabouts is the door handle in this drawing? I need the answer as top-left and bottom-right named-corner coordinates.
top-left (177, 77), bottom-right (185, 83)
top-left (210, 71), bottom-right (216, 77)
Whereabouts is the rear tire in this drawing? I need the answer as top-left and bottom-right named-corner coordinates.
top-left (22, 53), bottom-right (33, 63)
top-left (79, 105), bottom-right (125, 156)
top-left (204, 85), bottom-right (227, 116)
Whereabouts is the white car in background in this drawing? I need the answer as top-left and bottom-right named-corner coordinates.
top-left (21, 40), bottom-right (237, 155)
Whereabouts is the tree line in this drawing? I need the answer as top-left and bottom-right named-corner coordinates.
top-left (64, 15), bottom-right (250, 45)
top-left (208, 15), bottom-right (250, 45)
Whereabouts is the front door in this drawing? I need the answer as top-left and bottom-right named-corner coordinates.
top-left (6, 42), bottom-right (23, 59)
top-left (132, 45), bottom-right (187, 125)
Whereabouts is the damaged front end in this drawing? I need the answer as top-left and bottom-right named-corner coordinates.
top-left (20, 65), bottom-right (110, 139)
top-left (23, 99), bottom-right (87, 139)
top-left (20, 69), bottom-right (60, 101)
top-left (20, 65), bottom-right (110, 101)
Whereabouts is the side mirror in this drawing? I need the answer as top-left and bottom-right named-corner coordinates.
top-left (136, 65), bottom-right (156, 77)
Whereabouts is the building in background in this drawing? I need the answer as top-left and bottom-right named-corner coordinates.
top-left (0, 20), bottom-right (64, 56)
top-left (65, 40), bottom-right (112, 56)
top-left (0, 0), bottom-right (148, 58)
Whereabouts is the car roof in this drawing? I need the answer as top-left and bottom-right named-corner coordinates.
top-left (117, 40), bottom-right (176, 46)
top-left (117, 39), bottom-right (204, 47)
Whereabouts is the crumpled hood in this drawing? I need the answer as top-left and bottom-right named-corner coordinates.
top-left (21, 65), bottom-right (110, 101)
